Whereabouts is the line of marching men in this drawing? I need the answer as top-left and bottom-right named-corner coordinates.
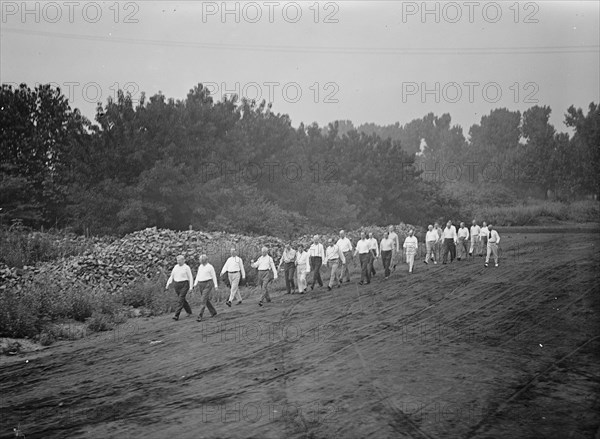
top-left (165, 222), bottom-right (500, 322)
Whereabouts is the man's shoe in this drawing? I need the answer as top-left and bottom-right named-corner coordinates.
top-left (358, 281), bottom-right (364, 285)
top-left (226, 301), bottom-right (231, 307)
top-left (237, 301), bottom-right (242, 305)
top-left (311, 285), bottom-right (314, 291)
top-left (434, 261), bottom-right (437, 264)
top-left (212, 312), bottom-right (218, 317)
top-left (327, 286), bottom-right (332, 291)
top-left (484, 263), bottom-right (489, 267)
top-left (457, 257), bottom-right (461, 261)
top-left (258, 302), bottom-right (263, 307)
top-left (424, 260), bottom-right (428, 264)
top-left (172, 316), bottom-right (179, 321)
top-left (346, 279), bottom-right (350, 283)
top-left (495, 263), bottom-right (499, 267)
top-left (196, 315), bottom-right (203, 322)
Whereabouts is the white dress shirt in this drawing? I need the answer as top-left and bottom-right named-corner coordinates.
top-left (278, 248), bottom-right (297, 269)
top-left (194, 263), bottom-right (218, 287)
top-left (354, 239), bottom-right (370, 255)
top-left (380, 237), bottom-right (394, 252)
top-left (367, 238), bottom-right (379, 257)
top-left (480, 226), bottom-right (489, 238)
top-left (488, 230), bottom-right (500, 244)
top-left (425, 231), bottom-right (438, 242)
top-left (388, 231), bottom-right (400, 251)
top-left (251, 255), bottom-right (278, 278)
top-left (470, 225), bottom-right (481, 238)
top-left (324, 244), bottom-right (346, 264)
top-left (220, 256), bottom-right (246, 278)
top-left (308, 243), bottom-right (325, 259)
top-left (457, 227), bottom-right (470, 240)
top-left (166, 264), bottom-right (193, 289)
top-left (403, 236), bottom-right (419, 255)
top-left (336, 237), bottom-right (353, 253)
top-left (296, 250), bottom-right (309, 269)
top-left (442, 226), bottom-right (457, 242)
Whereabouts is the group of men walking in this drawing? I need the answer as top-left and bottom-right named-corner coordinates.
top-left (165, 221), bottom-right (500, 321)
top-left (424, 220), bottom-right (500, 266)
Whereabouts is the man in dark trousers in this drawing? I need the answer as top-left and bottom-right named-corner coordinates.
top-left (354, 232), bottom-right (371, 285)
top-left (278, 242), bottom-right (297, 294)
top-left (165, 255), bottom-right (194, 321)
top-left (308, 235), bottom-right (325, 290)
top-left (193, 254), bottom-right (219, 322)
top-left (442, 220), bottom-right (457, 264)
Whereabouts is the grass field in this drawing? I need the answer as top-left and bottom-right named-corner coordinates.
top-left (1, 230), bottom-right (599, 438)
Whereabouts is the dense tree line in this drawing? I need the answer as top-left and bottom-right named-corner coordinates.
top-left (1, 83), bottom-right (597, 236)
top-left (1, 83), bottom-right (459, 236)
top-left (347, 103), bottom-right (599, 205)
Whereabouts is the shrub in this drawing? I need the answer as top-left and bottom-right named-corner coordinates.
top-left (471, 200), bottom-right (599, 226)
top-left (86, 312), bottom-right (114, 332)
top-left (0, 223), bottom-right (94, 268)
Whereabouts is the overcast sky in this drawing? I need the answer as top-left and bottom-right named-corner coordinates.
top-left (1, 1), bottom-right (598, 135)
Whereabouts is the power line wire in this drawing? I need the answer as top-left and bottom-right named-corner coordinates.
top-left (2, 27), bottom-right (599, 55)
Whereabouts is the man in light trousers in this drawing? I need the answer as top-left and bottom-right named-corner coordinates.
top-left (221, 247), bottom-right (246, 307)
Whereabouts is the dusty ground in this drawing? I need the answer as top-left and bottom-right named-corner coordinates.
top-left (1, 230), bottom-right (599, 439)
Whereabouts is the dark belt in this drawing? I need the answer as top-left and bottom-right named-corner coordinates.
top-left (228, 271), bottom-right (240, 273)
top-left (197, 279), bottom-right (211, 283)
top-left (258, 269), bottom-right (269, 272)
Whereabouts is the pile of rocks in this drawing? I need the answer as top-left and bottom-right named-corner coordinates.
top-left (0, 228), bottom-right (286, 294)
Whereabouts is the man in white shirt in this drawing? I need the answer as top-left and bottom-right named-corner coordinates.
top-left (367, 232), bottom-right (379, 277)
top-left (457, 222), bottom-right (470, 261)
top-left (485, 224), bottom-right (500, 267)
top-left (337, 230), bottom-right (354, 283)
top-left (424, 225), bottom-right (438, 264)
top-left (380, 231), bottom-right (394, 279)
top-left (165, 255), bottom-right (194, 321)
top-left (308, 235), bottom-right (325, 290)
top-left (251, 247), bottom-right (278, 306)
top-left (442, 220), bottom-right (457, 264)
top-left (469, 220), bottom-right (481, 258)
top-left (193, 254), bottom-right (218, 322)
top-left (324, 238), bottom-right (346, 290)
top-left (388, 225), bottom-right (400, 271)
top-left (434, 222), bottom-right (443, 262)
top-left (295, 244), bottom-right (309, 294)
top-left (220, 248), bottom-right (246, 307)
top-left (479, 222), bottom-right (489, 257)
top-left (278, 243), bottom-right (297, 295)
top-left (403, 230), bottom-right (419, 273)
top-left (354, 232), bottom-right (371, 285)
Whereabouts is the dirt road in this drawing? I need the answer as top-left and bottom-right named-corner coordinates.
top-left (1, 231), bottom-right (599, 438)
